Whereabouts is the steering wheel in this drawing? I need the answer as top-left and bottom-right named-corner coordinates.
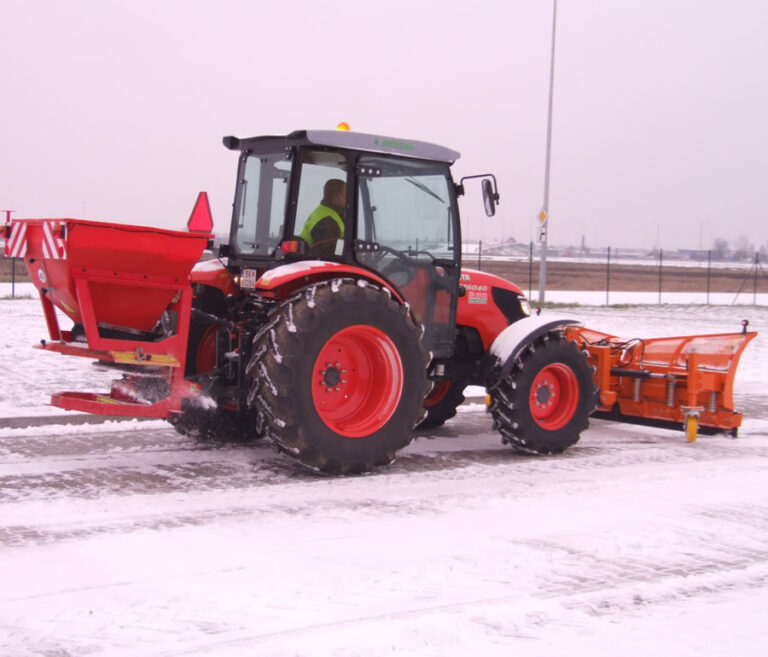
top-left (369, 245), bottom-right (419, 286)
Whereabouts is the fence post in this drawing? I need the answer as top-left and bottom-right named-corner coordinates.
top-left (754, 251), bottom-right (759, 306)
top-left (706, 250), bottom-right (711, 305)
top-left (3, 210), bottom-right (14, 298)
top-left (478, 240), bottom-right (482, 271)
top-left (606, 246), bottom-right (611, 306)
top-left (658, 248), bottom-right (663, 305)
top-left (528, 241), bottom-right (533, 300)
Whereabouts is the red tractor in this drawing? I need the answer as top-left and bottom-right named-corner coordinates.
top-left (9, 129), bottom-right (755, 474)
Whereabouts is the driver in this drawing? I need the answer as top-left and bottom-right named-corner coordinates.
top-left (299, 179), bottom-right (346, 258)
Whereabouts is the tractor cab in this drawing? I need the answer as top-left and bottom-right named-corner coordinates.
top-left (222, 130), bottom-right (479, 358)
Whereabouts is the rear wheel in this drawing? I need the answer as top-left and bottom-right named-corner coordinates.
top-left (416, 381), bottom-right (466, 430)
top-left (488, 334), bottom-right (596, 455)
top-left (247, 279), bottom-right (427, 474)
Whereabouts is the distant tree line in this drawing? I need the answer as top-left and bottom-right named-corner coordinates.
top-left (710, 236), bottom-right (768, 262)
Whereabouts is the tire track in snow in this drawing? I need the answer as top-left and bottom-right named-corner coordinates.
top-left (81, 547), bottom-right (768, 657)
top-left (3, 411), bottom-right (768, 655)
top-left (3, 409), bottom-right (768, 543)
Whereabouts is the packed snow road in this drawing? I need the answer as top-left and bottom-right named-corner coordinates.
top-left (1, 298), bottom-right (767, 655)
top-left (2, 403), bottom-right (768, 657)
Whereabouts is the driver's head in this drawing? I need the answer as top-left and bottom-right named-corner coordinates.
top-left (323, 179), bottom-right (346, 212)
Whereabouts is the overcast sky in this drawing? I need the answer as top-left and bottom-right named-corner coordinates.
top-left (2, 0), bottom-right (767, 252)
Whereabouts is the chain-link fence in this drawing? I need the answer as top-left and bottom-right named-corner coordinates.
top-left (467, 243), bottom-right (768, 306)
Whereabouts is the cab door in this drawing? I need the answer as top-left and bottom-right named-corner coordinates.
top-left (353, 155), bottom-right (460, 358)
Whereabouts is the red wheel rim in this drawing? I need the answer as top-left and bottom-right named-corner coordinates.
top-left (424, 381), bottom-right (450, 408)
top-left (312, 325), bottom-right (404, 438)
top-left (529, 363), bottom-right (579, 430)
top-left (195, 324), bottom-right (218, 374)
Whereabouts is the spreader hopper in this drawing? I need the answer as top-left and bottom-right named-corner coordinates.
top-left (8, 218), bottom-right (210, 416)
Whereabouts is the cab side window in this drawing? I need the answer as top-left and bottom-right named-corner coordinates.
top-left (295, 150), bottom-right (348, 258)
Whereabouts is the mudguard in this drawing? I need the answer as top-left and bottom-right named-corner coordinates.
top-left (489, 316), bottom-right (581, 381)
top-left (190, 259), bottom-right (405, 303)
top-left (190, 258), bottom-right (238, 296)
top-left (252, 260), bottom-right (398, 297)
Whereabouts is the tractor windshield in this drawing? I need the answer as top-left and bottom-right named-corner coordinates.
top-left (231, 151), bottom-right (291, 258)
top-left (355, 156), bottom-right (456, 263)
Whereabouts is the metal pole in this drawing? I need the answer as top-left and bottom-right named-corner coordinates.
top-left (606, 246), bottom-right (611, 306)
top-left (538, 0), bottom-right (558, 304)
top-left (706, 249), bottom-right (711, 305)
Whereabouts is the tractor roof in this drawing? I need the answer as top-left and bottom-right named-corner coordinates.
top-left (222, 130), bottom-right (460, 163)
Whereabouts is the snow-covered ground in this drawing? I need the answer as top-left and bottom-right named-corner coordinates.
top-left (1, 285), bottom-right (767, 656)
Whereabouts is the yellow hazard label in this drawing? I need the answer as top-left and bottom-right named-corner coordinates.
top-left (111, 351), bottom-right (180, 367)
top-left (95, 395), bottom-right (122, 405)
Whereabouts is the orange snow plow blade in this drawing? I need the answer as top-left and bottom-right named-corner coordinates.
top-left (566, 325), bottom-right (757, 440)
top-left (12, 218), bottom-right (211, 417)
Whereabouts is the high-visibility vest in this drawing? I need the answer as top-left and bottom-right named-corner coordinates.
top-left (299, 204), bottom-right (344, 245)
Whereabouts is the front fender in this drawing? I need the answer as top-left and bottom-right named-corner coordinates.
top-left (489, 316), bottom-right (581, 381)
top-left (190, 259), bottom-right (237, 296)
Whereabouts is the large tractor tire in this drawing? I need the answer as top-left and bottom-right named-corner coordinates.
top-left (172, 290), bottom-right (263, 444)
top-left (247, 278), bottom-right (427, 475)
top-left (488, 334), bottom-right (597, 455)
top-left (416, 381), bottom-right (466, 430)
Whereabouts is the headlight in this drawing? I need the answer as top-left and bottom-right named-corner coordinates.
top-left (519, 296), bottom-right (531, 316)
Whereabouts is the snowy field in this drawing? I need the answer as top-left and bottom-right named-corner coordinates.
top-left (1, 285), bottom-right (767, 656)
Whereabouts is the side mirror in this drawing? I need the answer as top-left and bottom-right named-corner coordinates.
top-left (458, 174), bottom-right (500, 217)
top-left (482, 178), bottom-right (497, 217)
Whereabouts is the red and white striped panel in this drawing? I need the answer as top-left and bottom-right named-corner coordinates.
top-left (4, 221), bottom-right (27, 258)
top-left (41, 221), bottom-right (66, 260)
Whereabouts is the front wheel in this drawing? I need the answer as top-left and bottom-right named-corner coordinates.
top-left (488, 334), bottom-right (597, 455)
top-left (247, 279), bottom-right (427, 475)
